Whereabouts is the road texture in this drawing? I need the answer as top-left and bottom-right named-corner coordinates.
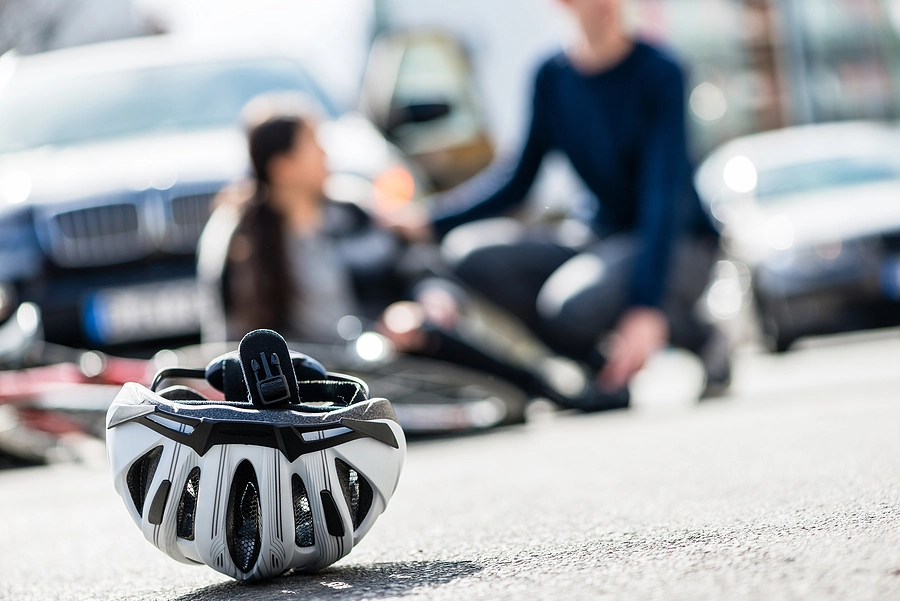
top-left (2, 333), bottom-right (900, 600)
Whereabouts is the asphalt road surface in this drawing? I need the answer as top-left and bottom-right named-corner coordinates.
top-left (2, 333), bottom-right (900, 600)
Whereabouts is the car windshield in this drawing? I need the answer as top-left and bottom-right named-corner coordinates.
top-left (0, 58), bottom-right (333, 153)
top-left (756, 157), bottom-right (900, 202)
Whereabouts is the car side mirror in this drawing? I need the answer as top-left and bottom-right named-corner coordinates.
top-left (360, 31), bottom-right (494, 189)
top-left (386, 102), bottom-right (451, 135)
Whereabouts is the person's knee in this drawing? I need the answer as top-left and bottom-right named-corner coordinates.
top-left (440, 217), bottom-right (526, 266)
top-left (538, 255), bottom-right (621, 324)
top-left (537, 254), bottom-right (604, 320)
top-left (535, 253), bottom-right (625, 352)
top-left (455, 244), bottom-right (509, 291)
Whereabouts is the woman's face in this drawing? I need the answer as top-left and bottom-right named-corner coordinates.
top-left (269, 123), bottom-right (328, 197)
top-left (561, 0), bottom-right (623, 39)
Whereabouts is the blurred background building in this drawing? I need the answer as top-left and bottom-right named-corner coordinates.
top-left (0, 0), bottom-right (157, 55)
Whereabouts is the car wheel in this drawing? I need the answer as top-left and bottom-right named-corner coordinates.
top-left (760, 311), bottom-right (794, 353)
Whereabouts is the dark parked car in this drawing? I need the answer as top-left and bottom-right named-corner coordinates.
top-left (0, 35), bottom-right (430, 351)
top-left (695, 121), bottom-right (900, 351)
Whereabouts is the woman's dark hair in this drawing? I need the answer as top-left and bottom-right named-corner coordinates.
top-left (249, 117), bottom-right (302, 185)
top-left (227, 114), bottom-right (306, 332)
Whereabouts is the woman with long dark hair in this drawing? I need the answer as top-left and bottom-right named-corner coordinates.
top-left (201, 99), bottom-right (591, 409)
top-left (226, 107), bottom-right (352, 338)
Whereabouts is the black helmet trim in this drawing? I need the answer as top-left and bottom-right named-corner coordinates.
top-left (112, 399), bottom-right (398, 461)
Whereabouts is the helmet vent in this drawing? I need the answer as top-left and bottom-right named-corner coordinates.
top-left (126, 446), bottom-right (163, 517)
top-left (226, 460), bottom-right (262, 573)
top-left (291, 474), bottom-right (315, 547)
top-left (176, 467), bottom-right (201, 540)
top-left (335, 458), bottom-right (374, 531)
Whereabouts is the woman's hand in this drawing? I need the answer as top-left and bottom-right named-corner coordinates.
top-left (598, 307), bottom-right (669, 391)
top-left (377, 287), bottom-right (461, 353)
top-left (374, 202), bottom-right (434, 243)
top-left (377, 301), bottom-right (427, 352)
top-left (415, 286), bottom-right (461, 330)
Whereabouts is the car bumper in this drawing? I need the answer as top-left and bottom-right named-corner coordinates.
top-left (24, 259), bottom-right (200, 349)
top-left (754, 249), bottom-right (900, 340)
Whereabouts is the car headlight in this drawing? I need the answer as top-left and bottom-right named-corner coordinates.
top-left (0, 283), bottom-right (14, 323)
top-left (0, 170), bottom-right (31, 205)
top-left (705, 260), bottom-right (751, 321)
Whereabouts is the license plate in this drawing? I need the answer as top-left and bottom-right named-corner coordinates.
top-left (82, 279), bottom-right (200, 344)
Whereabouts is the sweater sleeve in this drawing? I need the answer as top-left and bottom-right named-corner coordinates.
top-left (628, 63), bottom-right (688, 308)
top-left (431, 64), bottom-right (554, 237)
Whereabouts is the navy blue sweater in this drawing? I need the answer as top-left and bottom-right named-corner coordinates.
top-left (432, 42), bottom-right (717, 308)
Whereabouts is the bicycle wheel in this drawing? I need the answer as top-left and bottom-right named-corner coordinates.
top-left (288, 342), bottom-right (528, 435)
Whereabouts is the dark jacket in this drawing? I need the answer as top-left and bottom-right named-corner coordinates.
top-left (431, 42), bottom-right (718, 308)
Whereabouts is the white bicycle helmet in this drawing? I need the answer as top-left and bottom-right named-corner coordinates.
top-left (106, 329), bottom-right (406, 581)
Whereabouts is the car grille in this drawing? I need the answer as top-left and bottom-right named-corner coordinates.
top-left (55, 204), bottom-right (140, 238)
top-left (40, 185), bottom-right (222, 268)
top-left (45, 202), bottom-right (156, 267)
top-left (165, 191), bottom-right (216, 253)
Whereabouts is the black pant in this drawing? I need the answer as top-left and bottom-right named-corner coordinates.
top-left (445, 218), bottom-right (718, 367)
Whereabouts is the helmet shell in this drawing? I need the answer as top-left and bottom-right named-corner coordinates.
top-left (107, 382), bottom-right (405, 581)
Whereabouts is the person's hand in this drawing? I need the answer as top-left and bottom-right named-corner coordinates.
top-left (598, 307), bottom-right (669, 391)
top-left (377, 301), bottom-right (427, 352)
top-left (415, 286), bottom-right (461, 330)
top-left (374, 202), bottom-right (434, 243)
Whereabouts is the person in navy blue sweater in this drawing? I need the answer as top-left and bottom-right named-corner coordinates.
top-left (384, 0), bottom-right (727, 403)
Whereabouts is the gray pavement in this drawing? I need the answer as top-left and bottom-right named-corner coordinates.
top-left (3, 334), bottom-right (900, 600)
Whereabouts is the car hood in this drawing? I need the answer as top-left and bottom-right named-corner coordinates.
top-left (0, 129), bottom-right (249, 205)
top-left (723, 180), bottom-right (900, 261)
top-left (0, 114), bottom-right (402, 207)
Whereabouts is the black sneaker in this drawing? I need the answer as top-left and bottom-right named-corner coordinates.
top-left (554, 383), bottom-right (630, 412)
top-left (533, 356), bottom-right (629, 412)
